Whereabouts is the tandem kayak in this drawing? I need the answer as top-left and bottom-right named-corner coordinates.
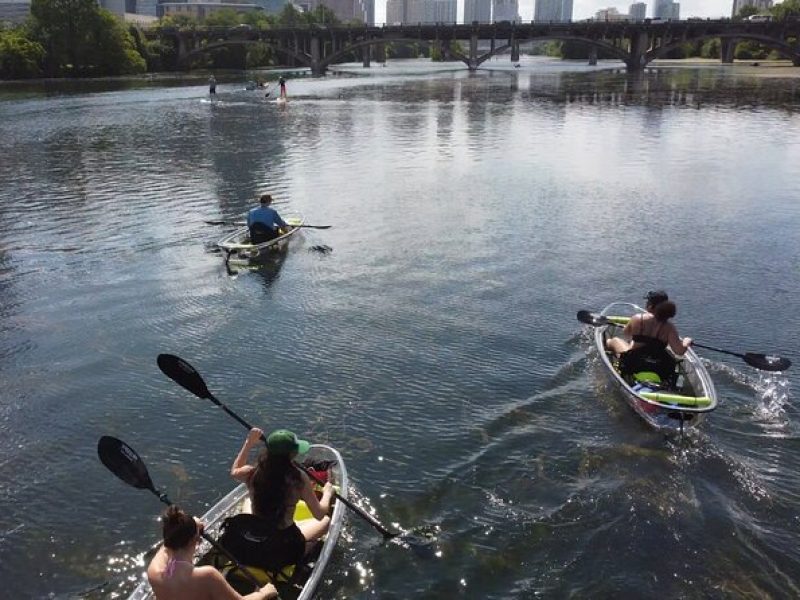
top-left (216, 213), bottom-right (304, 266)
top-left (128, 444), bottom-right (348, 600)
top-left (591, 302), bottom-right (718, 433)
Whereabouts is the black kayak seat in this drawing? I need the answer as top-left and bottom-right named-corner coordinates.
top-left (249, 222), bottom-right (277, 245)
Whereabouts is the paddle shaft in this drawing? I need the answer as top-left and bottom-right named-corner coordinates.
top-left (206, 221), bottom-right (330, 229)
top-left (690, 342), bottom-right (744, 359)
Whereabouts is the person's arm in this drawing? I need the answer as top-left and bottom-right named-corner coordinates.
top-left (274, 211), bottom-right (288, 229)
top-left (666, 325), bottom-right (692, 356)
top-left (231, 428), bottom-right (263, 482)
top-left (299, 471), bottom-right (334, 520)
top-left (197, 566), bottom-right (278, 600)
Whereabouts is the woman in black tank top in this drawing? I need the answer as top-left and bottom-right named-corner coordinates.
top-left (606, 297), bottom-right (693, 358)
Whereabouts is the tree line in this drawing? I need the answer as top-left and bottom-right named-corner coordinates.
top-left (0, 1), bottom-right (362, 79)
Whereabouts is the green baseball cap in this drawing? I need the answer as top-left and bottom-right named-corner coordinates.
top-left (266, 429), bottom-right (310, 456)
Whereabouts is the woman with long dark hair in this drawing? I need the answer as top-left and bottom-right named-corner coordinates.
top-left (231, 428), bottom-right (334, 565)
top-left (606, 290), bottom-right (693, 382)
top-left (146, 505), bottom-right (277, 600)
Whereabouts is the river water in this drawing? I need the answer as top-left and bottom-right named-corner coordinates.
top-left (1, 58), bottom-right (799, 599)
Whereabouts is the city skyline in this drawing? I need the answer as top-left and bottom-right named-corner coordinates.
top-left (374, 0), bottom-right (750, 23)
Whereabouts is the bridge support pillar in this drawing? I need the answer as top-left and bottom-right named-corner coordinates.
top-left (626, 31), bottom-right (649, 72)
top-left (310, 36), bottom-right (325, 76)
top-left (721, 38), bottom-right (736, 64)
top-left (588, 45), bottom-right (598, 66)
top-left (468, 33), bottom-right (479, 70)
top-left (362, 44), bottom-right (371, 68)
top-left (175, 33), bottom-right (193, 67)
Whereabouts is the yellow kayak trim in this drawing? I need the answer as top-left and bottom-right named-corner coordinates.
top-left (640, 391), bottom-right (713, 408)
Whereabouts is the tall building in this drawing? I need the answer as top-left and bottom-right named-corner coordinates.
top-left (464, 0), bottom-right (491, 22)
top-left (595, 6), bottom-right (627, 20)
top-left (493, 0), bottom-right (518, 20)
top-left (432, 0), bottom-right (455, 22)
top-left (731, 0), bottom-right (772, 17)
top-left (629, 2), bottom-right (646, 19)
top-left (136, 0), bottom-right (156, 15)
top-left (303, 0), bottom-right (372, 22)
top-left (654, 0), bottom-right (678, 18)
top-left (406, 0), bottom-right (433, 22)
top-left (534, 0), bottom-right (571, 22)
top-left (359, 0), bottom-right (374, 23)
top-left (386, 0), bottom-right (404, 22)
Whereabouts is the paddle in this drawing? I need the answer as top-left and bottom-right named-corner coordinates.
top-left (156, 354), bottom-right (401, 540)
top-left (96, 436), bottom-right (264, 590)
top-left (205, 221), bottom-right (332, 230)
top-left (576, 310), bottom-right (792, 372)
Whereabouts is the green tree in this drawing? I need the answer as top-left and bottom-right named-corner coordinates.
top-left (700, 38), bottom-right (720, 58)
top-left (88, 10), bottom-right (146, 75)
top-left (305, 5), bottom-right (340, 25)
top-left (31, 0), bottom-right (97, 75)
top-left (156, 14), bottom-right (199, 30)
top-left (772, 0), bottom-right (800, 20)
top-left (204, 8), bottom-right (240, 27)
top-left (736, 4), bottom-right (760, 19)
top-left (0, 28), bottom-right (46, 78)
top-left (276, 4), bottom-right (304, 26)
top-left (30, 0), bottom-right (145, 76)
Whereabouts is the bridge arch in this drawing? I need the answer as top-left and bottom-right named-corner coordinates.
top-left (178, 38), bottom-right (313, 69)
top-left (318, 37), bottom-right (470, 71)
top-left (645, 32), bottom-right (800, 66)
top-left (473, 35), bottom-right (630, 68)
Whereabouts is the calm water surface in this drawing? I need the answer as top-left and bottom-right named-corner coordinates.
top-left (1, 58), bottom-right (799, 599)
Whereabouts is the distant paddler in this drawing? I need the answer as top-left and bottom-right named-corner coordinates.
top-left (279, 76), bottom-right (287, 99)
top-left (208, 74), bottom-right (217, 95)
top-left (247, 193), bottom-right (289, 244)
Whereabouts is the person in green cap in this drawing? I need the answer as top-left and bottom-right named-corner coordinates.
top-left (230, 428), bottom-right (334, 565)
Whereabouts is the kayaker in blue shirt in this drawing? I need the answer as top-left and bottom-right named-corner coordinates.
top-left (247, 194), bottom-right (288, 244)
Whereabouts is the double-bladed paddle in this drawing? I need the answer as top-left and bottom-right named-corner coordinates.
top-left (156, 354), bottom-right (402, 540)
top-left (576, 310), bottom-right (792, 372)
top-left (96, 436), bottom-right (264, 590)
top-left (204, 220), bottom-right (332, 229)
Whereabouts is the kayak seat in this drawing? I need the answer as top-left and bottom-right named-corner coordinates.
top-left (249, 222), bottom-right (278, 245)
top-left (216, 514), bottom-right (304, 580)
top-left (620, 347), bottom-right (678, 389)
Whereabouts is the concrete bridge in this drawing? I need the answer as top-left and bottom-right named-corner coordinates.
top-left (156, 19), bottom-right (800, 75)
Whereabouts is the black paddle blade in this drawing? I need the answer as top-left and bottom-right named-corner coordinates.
top-left (744, 353), bottom-right (792, 372)
top-left (97, 436), bottom-right (155, 491)
top-left (576, 310), bottom-right (606, 326)
top-left (157, 354), bottom-right (213, 400)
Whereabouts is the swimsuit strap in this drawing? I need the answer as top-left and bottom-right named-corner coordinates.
top-left (164, 557), bottom-right (193, 578)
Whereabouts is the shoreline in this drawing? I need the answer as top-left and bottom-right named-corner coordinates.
top-left (649, 58), bottom-right (800, 78)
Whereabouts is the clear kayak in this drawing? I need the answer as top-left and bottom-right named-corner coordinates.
top-left (216, 213), bottom-right (304, 266)
top-left (592, 302), bottom-right (718, 434)
top-left (127, 444), bottom-right (347, 600)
